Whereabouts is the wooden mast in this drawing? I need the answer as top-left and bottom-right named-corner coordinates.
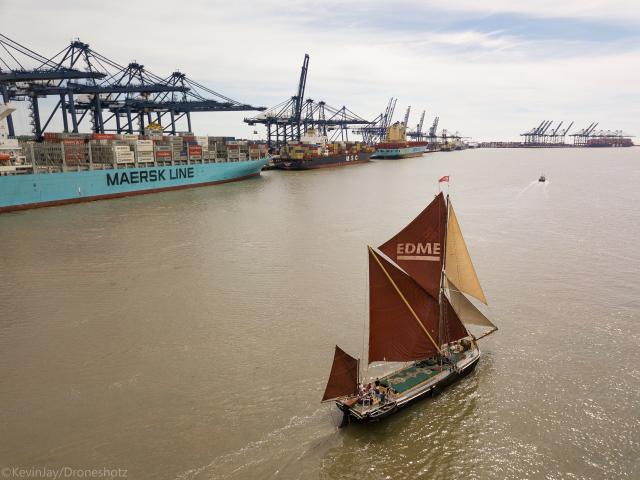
top-left (438, 195), bottom-right (450, 355)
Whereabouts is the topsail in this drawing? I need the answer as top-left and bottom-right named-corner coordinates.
top-left (378, 192), bottom-right (446, 299)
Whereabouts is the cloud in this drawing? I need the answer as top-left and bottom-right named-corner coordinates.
top-left (1, 0), bottom-right (638, 140)
top-left (419, 0), bottom-right (640, 23)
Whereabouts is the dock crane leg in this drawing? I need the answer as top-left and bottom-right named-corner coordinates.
top-left (60, 94), bottom-right (69, 133)
top-left (93, 95), bottom-right (104, 133)
top-left (30, 96), bottom-right (43, 141)
top-left (126, 106), bottom-right (133, 134)
top-left (169, 111), bottom-right (176, 136)
top-left (67, 92), bottom-right (78, 133)
top-left (1, 86), bottom-right (16, 137)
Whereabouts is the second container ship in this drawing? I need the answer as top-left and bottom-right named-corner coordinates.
top-left (273, 129), bottom-right (374, 170)
top-left (374, 122), bottom-right (428, 159)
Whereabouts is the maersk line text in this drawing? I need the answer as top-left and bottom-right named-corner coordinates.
top-left (106, 167), bottom-right (195, 186)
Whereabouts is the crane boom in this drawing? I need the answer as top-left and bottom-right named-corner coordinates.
top-left (403, 105), bottom-right (411, 126)
top-left (417, 110), bottom-right (425, 134)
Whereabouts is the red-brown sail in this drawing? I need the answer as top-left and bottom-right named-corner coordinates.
top-left (369, 248), bottom-right (440, 363)
top-left (322, 346), bottom-right (360, 402)
top-left (378, 193), bottom-right (447, 299)
top-left (442, 295), bottom-right (470, 343)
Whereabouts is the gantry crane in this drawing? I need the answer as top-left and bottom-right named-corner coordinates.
top-left (0, 35), bottom-right (265, 140)
top-left (244, 54), bottom-right (370, 147)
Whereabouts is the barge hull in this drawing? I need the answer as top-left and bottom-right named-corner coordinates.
top-left (340, 352), bottom-right (480, 424)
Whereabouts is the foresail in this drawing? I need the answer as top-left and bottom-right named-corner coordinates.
top-left (442, 295), bottom-right (470, 343)
top-left (445, 277), bottom-right (497, 336)
top-left (445, 203), bottom-right (488, 304)
top-left (378, 192), bottom-right (446, 299)
top-left (368, 247), bottom-right (441, 363)
top-left (322, 346), bottom-right (359, 402)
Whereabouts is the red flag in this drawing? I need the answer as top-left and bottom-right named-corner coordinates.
top-left (439, 175), bottom-right (449, 183)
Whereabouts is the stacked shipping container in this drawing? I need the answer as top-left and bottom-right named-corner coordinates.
top-left (18, 133), bottom-right (269, 172)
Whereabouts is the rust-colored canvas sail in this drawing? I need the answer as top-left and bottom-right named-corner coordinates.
top-left (321, 346), bottom-right (360, 402)
top-left (368, 248), bottom-right (441, 363)
top-left (442, 295), bottom-right (470, 344)
top-left (378, 193), bottom-right (447, 299)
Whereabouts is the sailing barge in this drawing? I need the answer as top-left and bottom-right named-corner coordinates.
top-left (322, 192), bottom-right (498, 423)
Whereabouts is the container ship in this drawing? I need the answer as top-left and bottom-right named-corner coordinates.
top-left (586, 138), bottom-right (634, 147)
top-left (373, 122), bottom-right (428, 159)
top-left (274, 129), bottom-right (374, 170)
top-left (0, 104), bottom-right (269, 213)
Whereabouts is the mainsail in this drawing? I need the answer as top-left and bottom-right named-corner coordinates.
top-left (378, 193), bottom-right (446, 299)
top-left (445, 203), bottom-right (487, 304)
top-left (322, 346), bottom-right (360, 402)
top-left (368, 247), bottom-right (441, 363)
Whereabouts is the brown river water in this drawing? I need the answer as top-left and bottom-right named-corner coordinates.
top-left (1, 148), bottom-right (639, 479)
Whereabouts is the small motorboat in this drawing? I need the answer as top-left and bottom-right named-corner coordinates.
top-left (539, 174), bottom-right (546, 182)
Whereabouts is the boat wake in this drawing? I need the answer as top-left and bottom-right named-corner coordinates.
top-left (174, 407), bottom-right (338, 479)
top-left (516, 181), bottom-right (539, 198)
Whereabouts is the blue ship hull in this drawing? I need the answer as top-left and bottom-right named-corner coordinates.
top-left (0, 158), bottom-right (268, 213)
top-left (373, 146), bottom-right (426, 159)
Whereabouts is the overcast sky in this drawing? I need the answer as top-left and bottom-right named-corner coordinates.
top-left (2, 0), bottom-right (639, 141)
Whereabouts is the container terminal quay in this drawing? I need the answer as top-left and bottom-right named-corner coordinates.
top-left (0, 34), bottom-right (635, 212)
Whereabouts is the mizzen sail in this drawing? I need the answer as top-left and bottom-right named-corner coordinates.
top-left (322, 346), bottom-right (360, 402)
top-left (368, 247), bottom-right (441, 363)
top-left (445, 203), bottom-right (487, 304)
top-left (378, 193), bottom-right (446, 299)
